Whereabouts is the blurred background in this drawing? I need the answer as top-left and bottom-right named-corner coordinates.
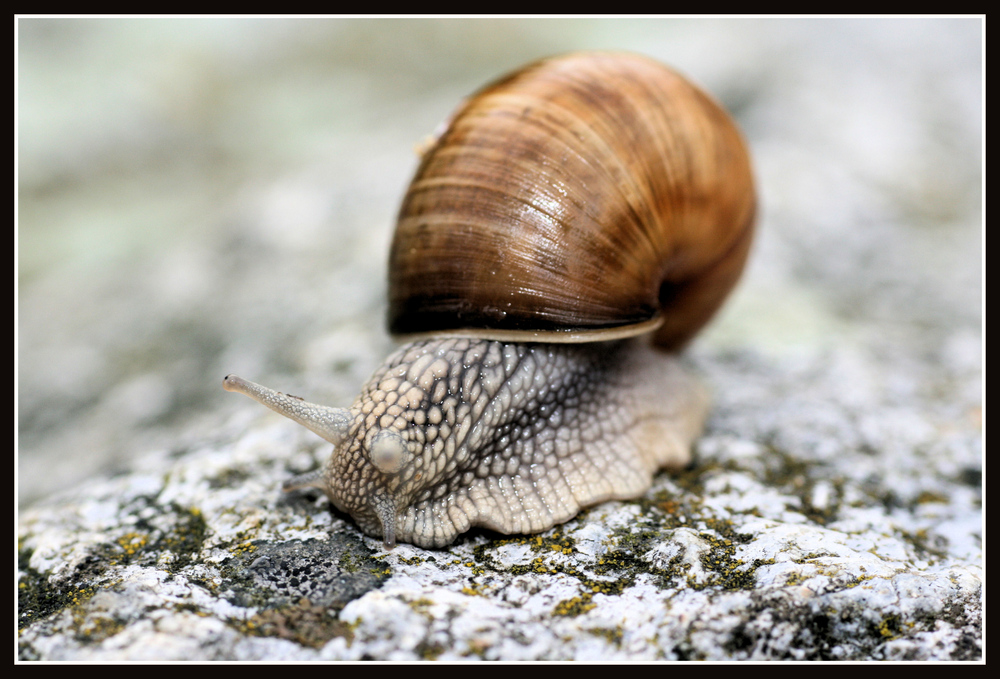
top-left (17, 18), bottom-right (982, 505)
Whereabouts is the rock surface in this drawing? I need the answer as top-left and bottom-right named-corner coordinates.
top-left (18, 18), bottom-right (981, 661)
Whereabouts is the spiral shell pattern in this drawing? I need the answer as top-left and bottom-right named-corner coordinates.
top-left (388, 51), bottom-right (755, 350)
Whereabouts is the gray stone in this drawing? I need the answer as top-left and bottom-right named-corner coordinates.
top-left (18, 18), bottom-right (981, 661)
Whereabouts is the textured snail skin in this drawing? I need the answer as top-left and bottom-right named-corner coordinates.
top-left (226, 337), bottom-right (707, 548)
top-left (224, 51), bottom-right (754, 548)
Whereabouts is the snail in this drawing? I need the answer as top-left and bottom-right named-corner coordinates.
top-left (223, 51), bottom-right (756, 549)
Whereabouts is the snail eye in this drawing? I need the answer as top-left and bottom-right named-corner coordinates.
top-left (369, 429), bottom-right (409, 475)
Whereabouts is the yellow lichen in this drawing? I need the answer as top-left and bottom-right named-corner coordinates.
top-left (116, 532), bottom-right (149, 558)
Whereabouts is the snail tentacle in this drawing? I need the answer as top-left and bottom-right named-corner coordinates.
top-left (223, 375), bottom-right (353, 445)
top-left (282, 469), bottom-right (326, 493)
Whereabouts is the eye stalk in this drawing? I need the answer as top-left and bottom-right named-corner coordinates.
top-left (222, 374), bottom-right (352, 445)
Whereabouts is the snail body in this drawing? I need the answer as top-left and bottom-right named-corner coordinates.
top-left (224, 51), bottom-right (755, 548)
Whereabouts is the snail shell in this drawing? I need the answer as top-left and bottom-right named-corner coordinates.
top-left (224, 51), bottom-right (755, 549)
top-left (389, 51), bottom-right (755, 350)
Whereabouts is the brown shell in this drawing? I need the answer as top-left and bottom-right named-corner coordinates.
top-left (388, 51), bottom-right (756, 351)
